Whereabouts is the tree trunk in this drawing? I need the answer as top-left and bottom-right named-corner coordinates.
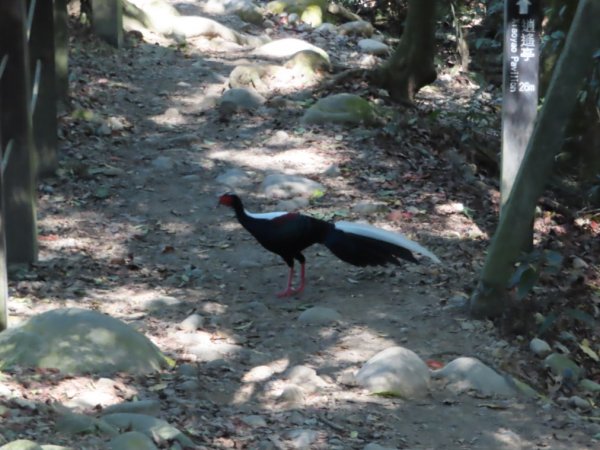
top-left (370, 0), bottom-right (437, 103)
top-left (470, 0), bottom-right (600, 318)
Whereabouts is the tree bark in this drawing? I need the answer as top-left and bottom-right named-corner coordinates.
top-left (370, 0), bottom-right (437, 103)
top-left (470, 0), bottom-right (600, 318)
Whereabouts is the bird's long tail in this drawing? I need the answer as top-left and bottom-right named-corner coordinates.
top-left (323, 221), bottom-right (440, 267)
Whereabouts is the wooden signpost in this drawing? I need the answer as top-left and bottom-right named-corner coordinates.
top-left (501, 0), bottom-right (542, 210)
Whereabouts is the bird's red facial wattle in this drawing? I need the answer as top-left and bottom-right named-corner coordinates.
top-left (218, 194), bottom-right (235, 207)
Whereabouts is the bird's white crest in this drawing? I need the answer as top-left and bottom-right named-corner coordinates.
top-left (245, 209), bottom-right (289, 220)
top-left (334, 221), bottom-right (441, 263)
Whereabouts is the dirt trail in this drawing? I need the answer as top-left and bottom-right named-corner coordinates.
top-left (4, 4), bottom-right (597, 450)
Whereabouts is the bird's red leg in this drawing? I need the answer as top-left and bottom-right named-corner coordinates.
top-left (277, 263), bottom-right (305, 297)
top-left (293, 263), bottom-right (306, 295)
top-left (277, 267), bottom-right (296, 298)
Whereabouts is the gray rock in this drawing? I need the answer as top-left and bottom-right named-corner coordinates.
top-left (301, 93), bottom-right (378, 126)
top-left (278, 385), bottom-right (305, 406)
top-left (286, 365), bottom-right (328, 393)
top-left (220, 88), bottom-right (266, 111)
top-left (338, 20), bottom-right (374, 37)
top-left (189, 340), bottom-right (243, 362)
top-left (282, 429), bottom-right (318, 449)
top-left (179, 379), bottom-right (200, 391)
top-left (357, 39), bottom-right (390, 55)
top-left (180, 314), bottom-right (205, 331)
top-left (298, 306), bottom-right (341, 324)
top-left (264, 130), bottom-right (292, 147)
top-left (55, 412), bottom-right (116, 436)
top-left (569, 395), bottom-right (591, 410)
top-left (432, 357), bottom-right (515, 397)
top-left (352, 200), bottom-right (386, 215)
top-left (0, 308), bottom-right (169, 375)
top-left (252, 38), bottom-right (329, 61)
top-left (364, 444), bottom-right (398, 450)
top-left (64, 385), bottom-right (117, 410)
top-left (110, 431), bottom-right (158, 450)
top-left (235, 3), bottom-right (264, 25)
top-left (102, 400), bottom-right (161, 417)
top-left (102, 413), bottom-right (193, 447)
top-left (529, 338), bottom-right (552, 357)
top-left (134, 295), bottom-right (183, 311)
top-left (543, 353), bottom-right (584, 381)
top-left (241, 415), bottom-right (268, 427)
top-left (315, 23), bottom-right (337, 34)
top-left (0, 441), bottom-right (43, 450)
top-left (262, 173), bottom-right (325, 199)
top-left (579, 378), bottom-right (600, 392)
top-left (242, 364), bottom-right (275, 382)
top-left (276, 197), bottom-right (310, 211)
top-left (95, 122), bottom-right (112, 136)
top-left (151, 156), bottom-right (174, 171)
top-left (356, 346), bottom-right (430, 398)
top-left (323, 164), bottom-right (340, 177)
top-left (216, 168), bottom-right (251, 188)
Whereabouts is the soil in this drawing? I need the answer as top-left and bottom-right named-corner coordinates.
top-left (1, 4), bottom-right (598, 450)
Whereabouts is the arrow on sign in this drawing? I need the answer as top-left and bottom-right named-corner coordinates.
top-left (518, 0), bottom-right (531, 14)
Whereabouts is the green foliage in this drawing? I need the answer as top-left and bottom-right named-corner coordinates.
top-left (508, 249), bottom-right (564, 301)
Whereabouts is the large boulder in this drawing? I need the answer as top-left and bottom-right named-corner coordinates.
top-left (302, 93), bottom-right (379, 126)
top-left (0, 308), bottom-right (170, 375)
top-left (355, 346), bottom-right (430, 399)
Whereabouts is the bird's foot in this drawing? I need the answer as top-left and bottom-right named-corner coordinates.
top-left (276, 286), bottom-right (304, 298)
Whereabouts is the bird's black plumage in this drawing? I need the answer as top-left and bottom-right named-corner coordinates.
top-left (219, 194), bottom-right (437, 297)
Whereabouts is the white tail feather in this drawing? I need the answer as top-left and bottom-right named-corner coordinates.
top-left (245, 209), bottom-right (288, 220)
top-left (335, 221), bottom-right (441, 264)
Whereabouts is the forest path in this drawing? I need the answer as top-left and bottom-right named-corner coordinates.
top-left (5, 2), bottom-right (596, 449)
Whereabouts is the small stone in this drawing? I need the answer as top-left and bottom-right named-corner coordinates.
top-left (579, 378), bottom-right (600, 392)
top-left (543, 353), bottom-right (584, 381)
top-left (315, 23), bottom-right (337, 34)
top-left (240, 415), bottom-right (268, 428)
top-left (298, 306), bottom-right (341, 324)
top-left (220, 88), bottom-right (266, 111)
top-left (176, 363), bottom-right (197, 377)
top-left (446, 295), bottom-right (468, 309)
top-left (337, 368), bottom-right (358, 386)
top-left (55, 412), bottom-right (99, 435)
top-left (338, 20), bottom-right (374, 37)
top-left (352, 201), bottom-right (385, 215)
top-left (265, 130), bottom-right (292, 147)
top-left (261, 173), bottom-right (325, 199)
top-left (96, 123), bottom-right (112, 136)
top-left (364, 444), bottom-right (399, 450)
top-left (151, 156), bottom-right (174, 171)
top-left (569, 395), bottom-right (591, 410)
top-left (357, 39), bottom-right (390, 56)
top-left (286, 365), bottom-right (327, 393)
top-left (179, 379), bottom-right (200, 391)
top-left (529, 338), bottom-right (552, 357)
top-left (323, 164), bottom-right (340, 177)
top-left (282, 428), bottom-right (318, 448)
top-left (243, 365), bottom-right (275, 383)
top-left (102, 400), bottom-right (161, 417)
top-left (110, 431), bottom-right (158, 450)
top-left (278, 385), bottom-right (305, 405)
top-left (572, 256), bottom-right (589, 269)
top-left (216, 168), bottom-right (251, 188)
top-left (180, 314), bottom-right (205, 331)
top-left (276, 197), bottom-right (309, 211)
